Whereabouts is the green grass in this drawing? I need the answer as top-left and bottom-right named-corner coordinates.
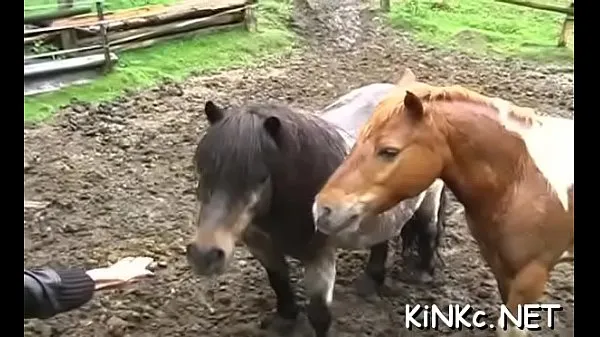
top-left (24, 0), bottom-right (295, 122)
top-left (387, 0), bottom-right (573, 63)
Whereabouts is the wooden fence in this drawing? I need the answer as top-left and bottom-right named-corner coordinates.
top-left (24, 0), bottom-right (257, 86)
top-left (25, 1), bottom-right (115, 78)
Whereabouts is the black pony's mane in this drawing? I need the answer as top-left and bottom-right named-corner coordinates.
top-left (194, 103), bottom-right (348, 213)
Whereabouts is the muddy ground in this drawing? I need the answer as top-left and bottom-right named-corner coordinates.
top-left (24, 4), bottom-right (574, 337)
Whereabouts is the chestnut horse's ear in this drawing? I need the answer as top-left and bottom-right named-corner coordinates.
top-left (404, 91), bottom-right (424, 120)
top-left (204, 101), bottom-right (224, 125)
top-left (396, 68), bottom-right (417, 86)
top-left (263, 116), bottom-right (281, 140)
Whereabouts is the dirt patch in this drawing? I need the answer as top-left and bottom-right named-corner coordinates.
top-left (24, 5), bottom-right (573, 337)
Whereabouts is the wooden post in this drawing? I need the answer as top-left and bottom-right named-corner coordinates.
top-left (380, 0), bottom-right (390, 12)
top-left (58, 0), bottom-right (77, 49)
top-left (95, 1), bottom-right (112, 73)
top-left (558, 3), bottom-right (574, 47)
top-left (244, 5), bottom-right (257, 32)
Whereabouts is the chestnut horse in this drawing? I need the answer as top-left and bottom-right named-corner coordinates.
top-left (313, 75), bottom-right (573, 337)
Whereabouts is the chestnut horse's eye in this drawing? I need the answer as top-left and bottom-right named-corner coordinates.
top-left (377, 147), bottom-right (401, 160)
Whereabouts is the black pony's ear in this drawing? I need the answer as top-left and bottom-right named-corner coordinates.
top-left (263, 116), bottom-right (281, 140)
top-left (204, 101), bottom-right (224, 125)
top-left (404, 91), bottom-right (424, 120)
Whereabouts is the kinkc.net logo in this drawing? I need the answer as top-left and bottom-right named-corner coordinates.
top-left (404, 304), bottom-right (563, 331)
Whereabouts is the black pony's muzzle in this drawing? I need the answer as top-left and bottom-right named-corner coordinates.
top-left (186, 243), bottom-right (226, 276)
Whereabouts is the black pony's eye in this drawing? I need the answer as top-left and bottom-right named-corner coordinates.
top-left (260, 175), bottom-right (269, 184)
top-left (377, 147), bottom-right (401, 160)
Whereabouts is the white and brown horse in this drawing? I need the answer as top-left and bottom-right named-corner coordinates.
top-left (314, 72), bottom-right (573, 337)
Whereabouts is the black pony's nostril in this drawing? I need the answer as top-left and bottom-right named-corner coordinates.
top-left (186, 244), bottom-right (226, 271)
top-left (322, 206), bottom-right (332, 216)
top-left (206, 247), bottom-right (225, 264)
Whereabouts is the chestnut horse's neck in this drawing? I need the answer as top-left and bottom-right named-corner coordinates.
top-left (433, 100), bottom-right (540, 214)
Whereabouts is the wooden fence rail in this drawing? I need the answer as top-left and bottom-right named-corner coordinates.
top-left (495, 0), bottom-right (574, 47)
top-left (495, 0), bottom-right (573, 16)
top-left (24, 0), bottom-right (108, 11)
top-left (24, 7), bottom-right (92, 25)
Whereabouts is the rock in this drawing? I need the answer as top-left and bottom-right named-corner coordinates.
top-left (107, 315), bottom-right (129, 327)
top-left (476, 288), bottom-right (492, 299)
top-left (107, 315), bottom-right (131, 337)
top-left (31, 321), bottom-right (53, 337)
top-left (62, 223), bottom-right (80, 233)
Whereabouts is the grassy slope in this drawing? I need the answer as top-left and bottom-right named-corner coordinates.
top-left (388, 0), bottom-right (573, 63)
top-left (24, 0), bottom-right (295, 122)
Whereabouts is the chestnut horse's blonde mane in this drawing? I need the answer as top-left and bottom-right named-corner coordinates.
top-left (360, 82), bottom-right (536, 139)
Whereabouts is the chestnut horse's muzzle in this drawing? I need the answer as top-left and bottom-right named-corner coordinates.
top-left (312, 202), bottom-right (361, 235)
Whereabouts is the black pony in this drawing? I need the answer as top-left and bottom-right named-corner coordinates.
top-left (186, 101), bottom-right (446, 337)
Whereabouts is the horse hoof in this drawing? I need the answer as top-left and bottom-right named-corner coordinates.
top-left (263, 313), bottom-right (313, 337)
top-left (397, 269), bottom-right (434, 285)
top-left (315, 326), bottom-right (336, 337)
top-left (378, 281), bottom-right (407, 297)
top-left (415, 271), bottom-right (434, 284)
top-left (313, 322), bottom-right (336, 337)
top-left (353, 273), bottom-right (381, 299)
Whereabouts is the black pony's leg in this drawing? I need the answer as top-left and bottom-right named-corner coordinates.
top-left (400, 183), bottom-right (447, 284)
top-left (265, 259), bottom-right (300, 320)
top-left (243, 230), bottom-right (301, 335)
top-left (304, 244), bottom-right (336, 337)
top-left (417, 184), bottom-right (447, 281)
top-left (354, 241), bottom-right (389, 298)
top-left (404, 210), bottom-right (436, 283)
